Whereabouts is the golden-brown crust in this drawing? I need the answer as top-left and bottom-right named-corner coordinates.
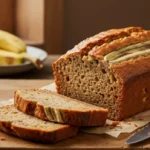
top-left (11, 123), bottom-right (77, 143)
top-left (53, 27), bottom-right (144, 64)
top-left (52, 27), bottom-right (147, 71)
top-left (34, 103), bottom-right (48, 121)
top-left (66, 26), bottom-right (143, 55)
top-left (14, 90), bottom-right (49, 121)
top-left (111, 55), bottom-right (150, 83)
top-left (14, 89), bottom-right (108, 126)
top-left (110, 56), bottom-right (150, 120)
top-left (14, 92), bottom-right (49, 121)
top-left (89, 31), bottom-right (150, 58)
top-left (14, 90), bottom-right (36, 115)
top-left (116, 72), bottom-right (150, 120)
top-left (58, 109), bottom-right (107, 126)
top-left (0, 121), bottom-right (14, 135)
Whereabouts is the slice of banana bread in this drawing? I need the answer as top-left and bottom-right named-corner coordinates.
top-left (0, 105), bottom-right (78, 143)
top-left (52, 26), bottom-right (150, 121)
top-left (14, 89), bottom-right (108, 126)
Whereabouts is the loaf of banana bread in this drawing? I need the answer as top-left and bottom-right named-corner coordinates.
top-left (14, 89), bottom-right (108, 126)
top-left (53, 26), bottom-right (150, 121)
top-left (0, 105), bottom-right (78, 143)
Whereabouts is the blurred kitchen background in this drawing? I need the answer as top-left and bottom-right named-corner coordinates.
top-left (1, 0), bottom-right (150, 54)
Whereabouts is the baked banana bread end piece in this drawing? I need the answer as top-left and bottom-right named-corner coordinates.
top-left (53, 26), bottom-right (150, 121)
top-left (14, 89), bottom-right (108, 126)
top-left (0, 105), bottom-right (78, 143)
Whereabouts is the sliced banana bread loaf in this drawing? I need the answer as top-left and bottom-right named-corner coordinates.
top-left (14, 89), bottom-right (108, 126)
top-left (0, 105), bottom-right (78, 143)
top-left (52, 26), bottom-right (150, 121)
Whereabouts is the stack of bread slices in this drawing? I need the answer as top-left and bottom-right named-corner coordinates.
top-left (0, 89), bottom-right (108, 143)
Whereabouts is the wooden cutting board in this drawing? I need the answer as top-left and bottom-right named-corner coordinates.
top-left (0, 79), bottom-right (150, 149)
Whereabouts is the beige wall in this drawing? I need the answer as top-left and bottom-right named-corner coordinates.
top-left (63, 0), bottom-right (150, 53)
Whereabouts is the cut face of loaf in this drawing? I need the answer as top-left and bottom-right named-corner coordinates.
top-left (0, 105), bottom-right (78, 143)
top-left (14, 89), bottom-right (108, 126)
top-left (53, 27), bottom-right (150, 120)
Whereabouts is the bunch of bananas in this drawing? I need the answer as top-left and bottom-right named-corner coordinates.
top-left (0, 30), bottom-right (43, 69)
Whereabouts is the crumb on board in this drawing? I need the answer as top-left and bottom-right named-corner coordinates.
top-left (111, 121), bottom-right (120, 126)
top-left (108, 121), bottom-right (123, 129)
top-left (138, 118), bottom-right (144, 121)
top-left (0, 136), bottom-right (5, 141)
top-left (126, 119), bottom-right (131, 122)
top-left (109, 126), bottom-right (115, 129)
top-left (123, 121), bottom-right (131, 125)
top-left (134, 124), bottom-right (138, 127)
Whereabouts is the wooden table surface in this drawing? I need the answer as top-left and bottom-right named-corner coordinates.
top-left (0, 55), bottom-right (150, 149)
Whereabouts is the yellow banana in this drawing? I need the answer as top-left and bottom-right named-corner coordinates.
top-left (0, 30), bottom-right (26, 53)
top-left (0, 30), bottom-right (43, 69)
top-left (21, 52), bottom-right (43, 69)
top-left (0, 50), bottom-right (43, 69)
top-left (0, 50), bottom-right (23, 65)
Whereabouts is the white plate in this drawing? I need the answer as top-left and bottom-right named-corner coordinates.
top-left (0, 46), bottom-right (48, 75)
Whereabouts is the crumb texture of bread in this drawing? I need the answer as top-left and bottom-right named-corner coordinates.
top-left (53, 54), bottom-right (121, 120)
top-left (14, 89), bottom-right (108, 126)
top-left (53, 27), bottom-right (150, 121)
top-left (0, 105), bottom-right (78, 143)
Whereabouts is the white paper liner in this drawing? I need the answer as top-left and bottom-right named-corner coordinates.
top-left (1, 83), bottom-right (150, 138)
